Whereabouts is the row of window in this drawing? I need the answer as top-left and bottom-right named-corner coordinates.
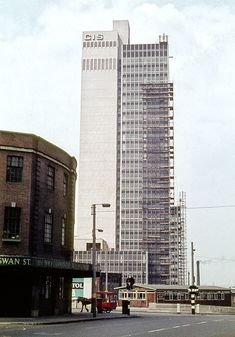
top-left (123, 51), bottom-right (167, 57)
top-left (76, 251), bottom-right (147, 260)
top-left (99, 260), bottom-right (145, 268)
top-left (2, 206), bottom-right (66, 245)
top-left (81, 62), bottom-right (168, 73)
top-left (123, 63), bottom-right (167, 69)
top-left (122, 146), bottom-right (169, 153)
top-left (122, 73), bottom-right (168, 78)
top-left (6, 155), bottom-right (68, 195)
top-left (120, 245), bottom-right (141, 251)
top-left (82, 41), bottom-right (167, 51)
top-left (82, 58), bottom-right (116, 71)
top-left (122, 57), bottom-right (168, 65)
top-left (158, 291), bottom-right (225, 301)
top-left (123, 43), bottom-right (167, 51)
top-left (122, 93), bottom-right (165, 100)
top-left (83, 40), bottom-right (117, 48)
top-left (122, 83), bottom-right (170, 89)
top-left (120, 291), bottom-right (146, 300)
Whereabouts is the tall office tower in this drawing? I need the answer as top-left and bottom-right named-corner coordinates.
top-left (77, 20), bottom-right (186, 284)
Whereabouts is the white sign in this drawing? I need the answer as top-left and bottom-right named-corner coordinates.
top-left (84, 34), bottom-right (104, 41)
top-left (72, 282), bottom-right (84, 289)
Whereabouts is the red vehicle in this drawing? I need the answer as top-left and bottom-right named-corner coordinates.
top-left (96, 291), bottom-right (117, 313)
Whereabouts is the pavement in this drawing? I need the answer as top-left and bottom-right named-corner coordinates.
top-left (0, 307), bottom-right (137, 326)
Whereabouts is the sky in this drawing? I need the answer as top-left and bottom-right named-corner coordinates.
top-left (1, 0), bottom-right (235, 287)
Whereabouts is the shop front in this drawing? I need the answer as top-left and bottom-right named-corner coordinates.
top-left (0, 255), bottom-right (92, 317)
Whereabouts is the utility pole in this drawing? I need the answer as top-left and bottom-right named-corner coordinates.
top-left (196, 260), bottom-right (200, 286)
top-left (189, 242), bottom-right (198, 315)
top-left (191, 242), bottom-right (195, 285)
top-left (91, 203), bottom-right (110, 318)
top-left (105, 249), bottom-right (108, 292)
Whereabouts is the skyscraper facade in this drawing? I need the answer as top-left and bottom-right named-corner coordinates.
top-left (77, 20), bottom-right (186, 284)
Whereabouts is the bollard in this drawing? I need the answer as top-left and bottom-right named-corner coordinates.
top-left (188, 285), bottom-right (199, 315)
top-left (191, 293), bottom-right (195, 314)
top-left (196, 303), bottom-right (200, 314)
top-left (122, 300), bottom-right (130, 315)
top-left (127, 301), bottom-right (130, 315)
top-left (177, 303), bottom-right (181, 314)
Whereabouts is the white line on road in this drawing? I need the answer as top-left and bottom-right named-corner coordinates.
top-left (85, 324), bottom-right (109, 329)
top-left (117, 320), bottom-right (223, 337)
top-left (33, 333), bottom-right (63, 336)
top-left (148, 328), bottom-right (166, 333)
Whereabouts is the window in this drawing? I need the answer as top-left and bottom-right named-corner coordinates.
top-left (3, 206), bottom-right (21, 240)
top-left (59, 277), bottom-right (64, 299)
top-left (44, 276), bottom-right (52, 299)
top-left (47, 166), bottom-right (55, 190)
top-left (61, 216), bottom-right (65, 246)
top-left (63, 173), bottom-right (68, 196)
top-left (6, 156), bottom-right (23, 182)
top-left (137, 292), bottom-right (146, 300)
top-left (86, 242), bottom-right (101, 251)
top-left (44, 212), bottom-right (53, 243)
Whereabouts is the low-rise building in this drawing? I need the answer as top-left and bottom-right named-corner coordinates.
top-left (116, 284), bottom-right (232, 307)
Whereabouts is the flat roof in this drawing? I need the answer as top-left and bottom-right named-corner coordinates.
top-left (115, 283), bottom-right (230, 291)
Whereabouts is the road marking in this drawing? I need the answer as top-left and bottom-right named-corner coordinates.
top-left (118, 321), bottom-right (210, 337)
top-left (148, 328), bottom-right (166, 333)
top-left (116, 318), bottom-right (235, 337)
top-left (33, 333), bottom-right (63, 336)
top-left (85, 324), bottom-right (108, 329)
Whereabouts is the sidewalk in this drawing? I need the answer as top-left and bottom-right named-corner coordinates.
top-left (0, 308), bottom-right (136, 326)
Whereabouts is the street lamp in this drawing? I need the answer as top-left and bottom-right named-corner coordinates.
top-left (191, 242), bottom-right (196, 286)
top-left (91, 203), bottom-right (110, 317)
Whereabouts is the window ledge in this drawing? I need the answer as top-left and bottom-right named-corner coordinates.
top-left (2, 238), bottom-right (21, 243)
top-left (6, 181), bottom-right (23, 184)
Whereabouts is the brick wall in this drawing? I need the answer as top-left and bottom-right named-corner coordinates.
top-left (0, 131), bottom-right (77, 260)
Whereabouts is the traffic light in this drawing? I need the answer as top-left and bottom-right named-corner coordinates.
top-left (126, 276), bottom-right (135, 290)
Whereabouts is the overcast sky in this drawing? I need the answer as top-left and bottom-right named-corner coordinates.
top-left (1, 0), bottom-right (235, 287)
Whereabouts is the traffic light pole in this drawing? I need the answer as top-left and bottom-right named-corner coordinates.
top-left (126, 276), bottom-right (135, 290)
top-left (190, 292), bottom-right (196, 314)
top-left (188, 285), bottom-right (199, 315)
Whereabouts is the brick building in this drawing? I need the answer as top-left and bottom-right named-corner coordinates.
top-left (0, 130), bottom-right (92, 317)
top-left (116, 284), bottom-right (232, 308)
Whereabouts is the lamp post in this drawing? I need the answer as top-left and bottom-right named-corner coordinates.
top-left (91, 203), bottom-right (110, 317)
top-left (105, 248), bottom-right (108, 292)
top-left (191, 242), bottom-right (195, 285)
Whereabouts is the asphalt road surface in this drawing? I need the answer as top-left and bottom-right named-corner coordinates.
top-left (1, 313), bottom-right (235, 337)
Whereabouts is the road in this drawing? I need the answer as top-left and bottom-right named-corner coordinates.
top-left (1, 313), bottom-right (235, 337)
